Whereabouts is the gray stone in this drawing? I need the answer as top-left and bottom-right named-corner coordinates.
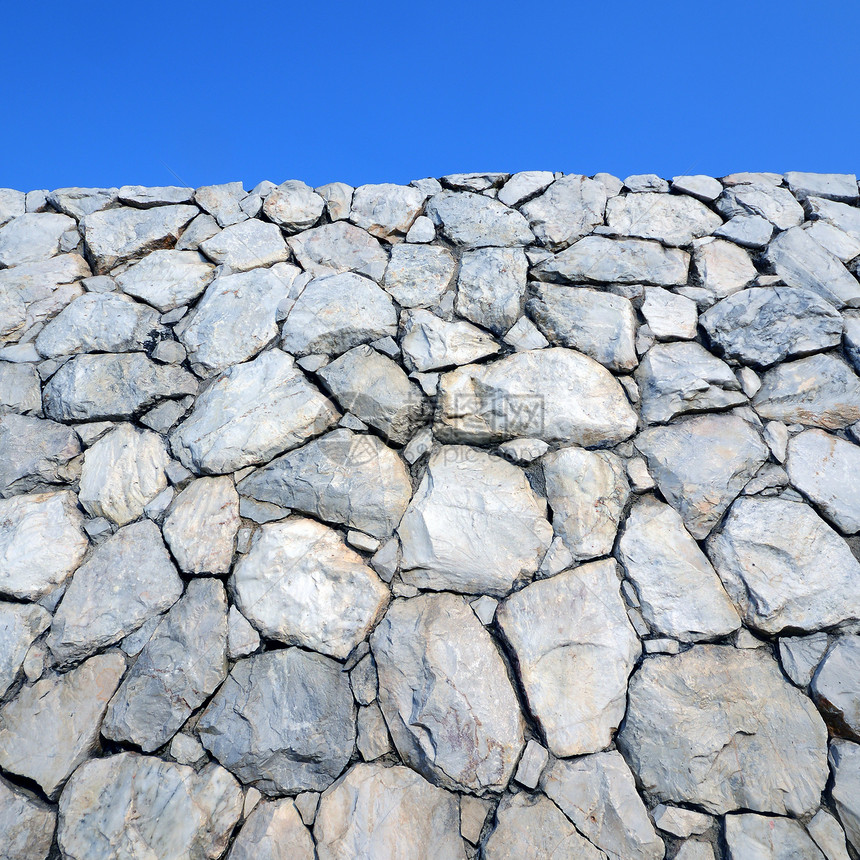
top-left (542, 751), bottom-right (664, 860)
top-left (316, 181), bottom-right (353, 221)
top-left (725, 813), bottom-right (826, 860)
top-left (314, 763), bottom-right (466, 860)
top-left (497, 559), bottom-right (640, 756)
top-left (425, 191), bottom-right (533, 247)
top-left (229, 798), bottom-right (315, 860)
top-left (288, 221), bottom-right (388, 281)
top-left (619, 496), bottom-right (741, 641)
top-left (0, 188), bottom-right (26, 226)
top-left (0, 212), bottom-right (77, 267)
top-left (671, 174), bottom-right (723, 201)
top-left (114, 249), bottom-right (215, 311)
top-left (535, 235), bottom-right (689, 286)
top-left (708, 496), bottom-right (860, 633)
top-left (779, 632), bottom-right (829, 687)
top-left (442, 173), bottom-right (507, 192)
top-left (199, 219), bottom-right (290, 271)
top-left (43, 351), bottom-right (196, 421)
top-left (690, 237), bottom-right (757, 302)
top-left (503, 315), bottom-right (550, 350)
top-left (81, 204), bottom-right (198, 272)
top-left (806, 808), bottom-right (852, 860)
top-left (117, 185), bottom-right (194, 207)
top-left (717, 182), bottom-right (805, 230)
top-left (383, 243), bottom-right (455, 307)
top-left (641, 287), bottom-right (698, 340)
top-left (401, 308), bottom-right (499, 371)
top-left (513, 739), bottom-right (549, 789)
top-left (460, 794), bottom-right (493, 845)
top-left (239, 498), bottom-right (289, 523)
top-left (0, 361), bottom-right (40, 414)
top-left (606, 192), bottom-right (721, 246)
top-left (786, 171), bottom-right (859, 203)
top-left (227, 605), bottom-right (260, 659)
top-left (169, 732), bottom-right (207, 766)
top-left (102, 578), bottom-right (228, 752)
top-left (0, 651), bottom-right (126, 797)
top-left (520, 174), bottom-right (607, 250)
top-left (542, 446), bottom-right (629, 561)
top-left (350, 183), bottom-right (426, 239)
top-left (0, 490), bottom-right (88, 600)
top-left (498, 170), bottom-right (555, 207)
top-left (350, 654), bottom-right (378, 705)
top-left (372, 593), bottom-right (524, 793)
top-left (47, 519), bottom-right (183, 664)
top-left (263, 180), bottom-right (325, 231)
top-left (0, 772), bottom-right (55, 860)
top-left (811, 636), bottom-right (860, 740)
top-left (237, 428), bottom-right (412, 539)
top-left (805, 221), bottom-right (860, 262)
top-left (652, 805), bottom-right (712, 838)
top-left (435, 348), bottom-right (638, 446)
top-left (829, 740), bottom-right (860, 852)
top-left (162, 476), bottom-right (240, 574)
top-left (0, 601), bottom-right (51, 697)
top-left (170, 349), bottom-right (339, 474)
top-left (617, 645), bottom-right (828, 815)
top-left (753, 354), bottom-right (860, 429)
top-left (405, 214), bottom-right (435, 242)
top-left (34, 290), bottom-right (162, 358)
top-left (194, 182), bottom-right (246, 226)
top-left (806, 196), bottom-right (860, 241)
top-left (484, 791), bottom-right (605, 860)
top-left (281, 272), bottom-right (397, 356)
top-left (174, 212), bottom-right (220, 251)
top-left (625, 174), bottom-right (670, 192)
top-left (398, 446), bottom-right (552, 596)
top-left (58, 752), bottom-right (243, 860)
top-left (715, 213), bottom-right (774, 249)
top-left (701, 286), bottom-right (843, 368)
top-left (198, 648), bottom-right (356, 794)
top-left (0, 413), bottom-right (81, 497)
top-left (786, 429), bottom-right (860, 533)
top-left (232, 517), bottom-right (389, 659)
top-left (151, 338), bottom-right (186, 364)
top-left (766, 226), bottom-right (860, 308)
top-left (356, 703), bottom-right (392, 761)
top-left (636, 413), bottom-right (768, 539)
top-left (48, 187), bottom-right (117, 218)
top-left (456, 247), bottom-right (529, 334)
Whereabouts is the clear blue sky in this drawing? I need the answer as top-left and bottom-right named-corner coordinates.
top-left (2, 0), bottom-right (857, 191)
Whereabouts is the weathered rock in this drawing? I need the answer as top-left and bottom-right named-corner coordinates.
top-left (617, 645), bottom-right (828, 815)
top-left (58, 752), bottom-right (243, 860)
top-left (0, 188), bottom-right (25, 226)
top-left (232, 517), bottom-right (389, 659)
top-left (690, 237), bottom-right (757, 302)
top-left (227, 605), bottom-right (260, 659)
top-left (170, 349), bottom-right (339, 474)
top-left (619, 496), bottom-right (741, 641)
top-left (47, 187), bottom-right (116, 219)
top-left (281, 272), bottom-right (397, 356)
top-left (117, 185), bottom-right (194, 207)
top-left (398, 446), bottom-right (552, 595)
top-left (350, 183), bottom-right (426, 239)
top-left (766, 227), bottom-right (860, 308)
top-left (672, 174), bottom-right (723, 201)
top-left (527, 284), bottom-right (637, 371)
top-left (779, 632), bottom-right (829, 687)
top-left (288, 220), bottom-right (388, 281)
top-left (316, 181), bottom-right (353, 221)
top-left (724, 814), bottom-right (826, 860)
top-left (717, 182), bottom-right (805, 230)
top-left (382, 243), bottom-right (456, 307)
top-left (372, 593), bottom-right (524, 793)
top-left (829, 740), bottom-right (860, 852)
top-left (34, 290), bottom-right (162, 358)
top-left (194, 182), bottom-right (246, 227)
top-left (652, 805), bottom-right (713, 838)
top-left (635, 413), bottom-right (768, 539)
top-left (806, 808), bottom-right (852, 860)
top-left (786, 429), bottom-right (860, 533)
top-left (81, 204), bottom-right (198, 272)
top-left (0, 651), bottom-right (126, 797)
top-left (811, 636), bottom-right (860, 740)
top-left (786, 171), bottom-right (859, 203)
top-left (263, 180), bottom-right (325, 232)
top-left (47, 519), bottom-right (183, 663)
top-left (0, 601), bottom-right (51, 696)
top-left (514, 739), bottom-right (549, 789)
top-left (606, 192), bottom-right (722, 246)
top-left (542, 446), bottom-right (629, 561)
top-left (237, 429), bottom-right (411, 539)
top-left (0, 413), bottom-right (81, 497)
top-left (715, 214), bottom-right (774, 249)
top-left (0, 490), bottom-right (88, 600)
top-left (102, 578), bottom-right (228, 752)
top-left (497, 559), bottom-right (640, 756)
top-left (805, 220), bottom-right (860, 262)
top-left (356, 703), bottom-right (392, 761)
top-left (43, 351), bottom-right (196, 421)
top-left (753, 354), bottom-right (860, 429)
top-left (0, 772), bottom-right (55, 860)
top-left (229, 797), bottom-right (316, 860)
top-left (162, 476), bottom-right (240, 574)
top-left (534, 236), bottom-right (689, 286)
top-left (498, 170), bottom-right (555, 207)
top-left (425, 190), bottom-right (533, 247)
top-left (314, 763), bottom-right (466, 860)
top-left (0, 362), bottom-right (41, 414)
top-left (436, 348), bottom-right (637, 446)
top-left (520, 174), bottom-right (607, 250)
top-left (175, 212), bottom-right (220, 250)
top-left (456, 247), bottom-right (529, 334)
top-left (199, 219), bottom-right (290, 271)
top-left (542, 751), bottom-right (665, 860)
top-left (701, 286), bottom-right (843, 368)
top-left (641, 287), bottom-right (698, 340)
top-left (198, 648), bottom-right (356, 795)
top-left (708, 496), bottom-right (860, 633)
top-left (114, 248), bottom-right (215, 311)
top-left (0, 212), bottom-right (77, 267)
top-left (484, 791), bottom-right (605, 860)
top-left (635, 341), bottom-right (744, 424)
top-left (78, 423), bottom-right (169, 525)
top-left (401, 308), bottom-right (499, 371)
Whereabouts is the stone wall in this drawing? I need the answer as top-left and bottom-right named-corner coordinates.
top-left (1, 171), bottom-right (859, 859)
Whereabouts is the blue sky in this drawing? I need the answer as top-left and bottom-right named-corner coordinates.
top-left (2, 0), bottom-right (857, 191)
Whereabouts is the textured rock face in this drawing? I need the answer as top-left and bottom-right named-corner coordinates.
top-left (618, 646), bottom-right (829, 815)
top-left (372, 593), bottom-right (525, 793)
top-left (0, 773), bottom-right (56, 860)
top-left (724, 814), bottom-right (827, 860)
top-left (229, 798), bottom-right (316, 859)
top-left (114, 248), bottom-right (215, 310)
top-left (0, 414), bottom-right (81, 497)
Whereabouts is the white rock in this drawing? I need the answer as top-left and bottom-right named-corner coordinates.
top-left (194, 182), bottom-right (246, 226)
top-left (496, 437), bottom-right (549, 463)
top-left (503, 315), bottom-right (549, 350)
top-left (350, 183), bottom-right (427, 239)
top-left (805, 220), bottom-right (860, 262)
top-left (0, 212), bottom-right (77, 267)
top-left (114, 249), bottom-right (215, 311)
top-left (383, 243), bottom-right (455, 307)
top-left (0, 772), bottom-right (55, 860)
top-left (807, 808), bottom-right (852, 860)
top-left (456, 247), bottom-right (528, 334)
top-left (779, 632), bottom-right (829, 687)
top-left (174, 212), bottom-right (220, 250)
top-left (641, 287), bottom-right (698, 339)
top-left (460, 795), bottom-right (493, 845)
top-left (830, 740), bottom-right (860, 853)
top-left (48, 187), bottom-right (117, 218)
top-left (513, 738), bottom-right (549, 789)
top-left (230, 798), bottom-right (315, 860)
top-left (0, 362), bottom-right (41, 413)
top-left (199, 219), bottom-right (290, 271)
top-left (690, 237), bottom-right (757, 302)
top-left (652, 804), bottom-right (713, 838)
top-left (405, 214), bottom-right (435, 242)
top-left (811, 636), bottom-right (860, 739)
top-left (625, 174), bottom-right (670, 193)
top-left (606, 192), bottom-right (722, 246)
top-left (520, 174), bottom-right (607, 249)
top-left (806, 196), bottom-right (860, 241)
top-left (315, 181), bottom-right (353, 221)
top-left (725, 813), bottom-right (827, 860)
top-left (401, 308), bottom-right (499, 371)
top-left (498, 170), bottom-right (555, 207)
top-left (716, 182), bottom-right (805, 230)
top-left (0, 601), bottom-right (51, 696)
top-left (425, 191), bottom-right (533, 247)
top-left (785, 171), bottom-right (859, 203)
top-left (263, 180), bottom-right (325, 231)
top-left (715, 214), bottom-right (774, 248)
top-left (671, 174), bottom-right (723, 201)
top-left (117, 185), bottom-right (194, 207)
top-left (288, 221), bottom-right (388, 281)
top-left (0, 188), bottom-right (26, 226)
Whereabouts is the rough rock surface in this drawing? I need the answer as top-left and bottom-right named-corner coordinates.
top-left (114, 248), bottom-right (215, 310)
top-left (724, 813), bottom-right (827, 860)
top-left (0, 414), bottom-right (80, 497)
top-left (0, 773), bottom-right (56, 860)
top-left (0, 601), bottom-right (51, 696)
top-left (229, 798), bottom-right (315, 859)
